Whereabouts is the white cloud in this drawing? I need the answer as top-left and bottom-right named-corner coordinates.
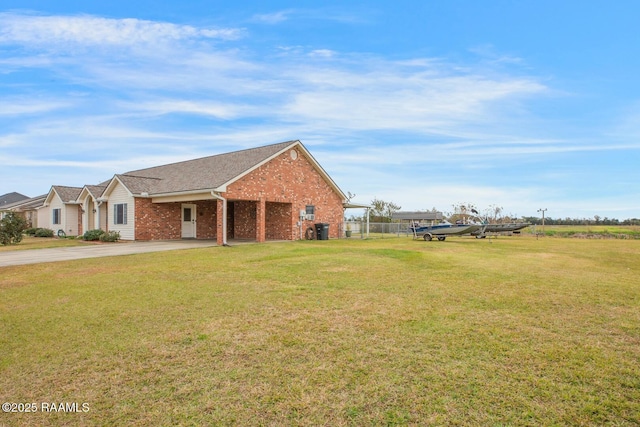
top-left (251, 11), bottom-right (292, 24)
top-left (309, 49), bottom-right (336, 58)
top-left (0, 13), bottom-right (243, 48)
top-left (0, 98), bottom-right (70, 115)
top-left (280, 70), bottom-right (547, 135)
top-left (120, 99), bottom-right (248, 120)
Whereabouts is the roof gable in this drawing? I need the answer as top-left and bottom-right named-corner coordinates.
top-left (220, 141), bottom-right (346, 200)
top-left (44, 186), bottom-right (82, 206)
top-left (101, 175), bottom-right (134, 199)
top-left (78, 182), bottom-right (110, 201)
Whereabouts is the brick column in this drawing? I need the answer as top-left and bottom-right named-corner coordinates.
top-left (256, 198), bottom-right (266, 243)
top-left (216, 199), bottom-right (224, 246)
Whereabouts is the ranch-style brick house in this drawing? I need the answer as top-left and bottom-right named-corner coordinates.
top-left (36, 140), bottom-right (349, 243)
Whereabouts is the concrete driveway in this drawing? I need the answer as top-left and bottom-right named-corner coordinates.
top-left (0, 240), bottom-right (219, 267)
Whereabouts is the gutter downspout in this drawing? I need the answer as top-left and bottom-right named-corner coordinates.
top-left (95, 198), bottom-right (105, 231)
top-left (211, 191), bottom-right (229, 246)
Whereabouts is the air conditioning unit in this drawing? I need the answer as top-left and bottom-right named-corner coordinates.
top-left (305, 214), bottom-right (315, 221)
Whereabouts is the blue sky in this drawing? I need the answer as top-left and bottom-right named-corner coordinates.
top-left (1, 1), bottom-right (639, 219)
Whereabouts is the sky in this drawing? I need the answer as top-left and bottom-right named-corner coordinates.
top-left (1, 1), bottom-right (639, 220)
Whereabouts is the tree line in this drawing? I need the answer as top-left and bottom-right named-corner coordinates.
top-left (522, 216), bottom-right (640, 226)
top-left (348, 199), bottom-right (640, 226)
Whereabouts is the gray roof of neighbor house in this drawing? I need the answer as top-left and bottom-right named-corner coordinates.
top-left (113, 140), bottom-right (344, 198)
top-left (5, 194), bottom-right (47, 210)
top-left (0, 192), bottom-right (29, 207)
top-left (392, 211), bottom-right (444, 221)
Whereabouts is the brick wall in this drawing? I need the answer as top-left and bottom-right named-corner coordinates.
top-left (266, 202), bottom-right (292, 240)
top-left (135, 198), bottom-right (181, 240)
top-left (195, 200), bottom-right (218, 239)
top-left (134, 199), bottom-right (219, 240)
top-left (232, 201), bottom-right (256, 239)
top-left (224, 147), bottom-right (344, 240)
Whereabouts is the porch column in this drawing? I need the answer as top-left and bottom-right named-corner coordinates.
top-left (256, 198), bottom-right (266, 243)
top-left (96, 203), bottom-right (101, 231)
top-left (82, 200), bottom-right (88, 235)
top-left (216, 199), bottom-right (225, 246)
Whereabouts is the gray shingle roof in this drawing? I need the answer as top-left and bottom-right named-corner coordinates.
top-left (84, 183), bottom-right (109, 198)
top-left (0, 192), bottom-right (29, 207)
top-left (119, 140), bottom-right (299, 195)
top-left (5, 194), bottom-right (47, 210)
top-left (53, 186), bottom-right (83, 203)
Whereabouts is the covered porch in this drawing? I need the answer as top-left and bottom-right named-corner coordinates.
top-left (139, 193), bottom-right (294, 243)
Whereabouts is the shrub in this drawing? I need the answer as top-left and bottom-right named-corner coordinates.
top-left (24, 227), bottom-right (39, 236)
top-left (99, 231), bottom-right (120, 242)
top-left (0, 212), bottom-right (27, 245)
top-left (83, 229), bottom-right (105, 241)
top-left (34, 228), bottom-right (55, 238)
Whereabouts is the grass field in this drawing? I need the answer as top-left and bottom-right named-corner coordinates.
top-left (537, 225), bottom-right (640, 238)
top-left (1, 236), bottom-right (639, 426)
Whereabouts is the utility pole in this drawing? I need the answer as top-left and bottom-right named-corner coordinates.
top-left (537, 208), bottom-right (547, 235)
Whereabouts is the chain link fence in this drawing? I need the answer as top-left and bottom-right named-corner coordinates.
top-left (343, 221), bottom-right (413, 239)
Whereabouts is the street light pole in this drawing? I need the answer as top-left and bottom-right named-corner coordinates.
top-left (537, 208), bottom-right (547, 235)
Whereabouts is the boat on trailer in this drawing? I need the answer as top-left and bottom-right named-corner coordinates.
top-left (410, 221), bottom-right (482, 241)
top-left (470, 222), bottom-right (531, 238)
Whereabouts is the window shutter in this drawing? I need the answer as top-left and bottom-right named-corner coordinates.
top-left (114, 205), bottom-right (117, 224)
top-left (123, 204), bottom-right (127, 225)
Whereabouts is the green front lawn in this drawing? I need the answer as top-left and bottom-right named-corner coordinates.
top-left (1, 236), bottom-right (639, 425)
top-left (0, 235), bottom-right (86, 252)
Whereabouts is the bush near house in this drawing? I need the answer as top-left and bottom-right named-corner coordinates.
top-left (24, 227), bottom-right (39, 236)
top-left (0, 212), bottom-right (27, 245)
top-left (99, 231), bottom-right (121, 242)
top-left (83, 229), bottom-right (105, 241)
top-left (33, 228), bottom-right (54, 238)
top-left (83, 229), bottom-right (120, 242)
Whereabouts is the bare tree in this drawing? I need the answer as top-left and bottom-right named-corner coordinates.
top-left (370, 198), bottom-right (401, 223)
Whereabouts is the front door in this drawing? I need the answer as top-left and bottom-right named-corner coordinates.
top-left (181, 204), bottom-right (197, 238)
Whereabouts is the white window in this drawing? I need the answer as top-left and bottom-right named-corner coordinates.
top-left (52, 208), bottom-right (61, 225)
top-left (114, 203), bottom-right (127, 225)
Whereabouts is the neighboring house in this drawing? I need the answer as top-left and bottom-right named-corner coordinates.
top-left (1, 192), bottom-right (30, 219)
top-left (1, 194), bottom-right (47, 227)
top-left (0, 192), bottom-right (29, 208)
top-left (38, 186), bottom-right (83, 236)
top-left (100, 140), bottom-right (347, 243)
